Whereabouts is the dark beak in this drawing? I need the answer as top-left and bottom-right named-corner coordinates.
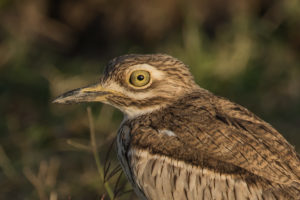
top-left (52, 83), bottom-right (112, 104)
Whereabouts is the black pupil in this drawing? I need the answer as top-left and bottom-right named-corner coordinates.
top-left (137, 75), bottom-right (144, 81)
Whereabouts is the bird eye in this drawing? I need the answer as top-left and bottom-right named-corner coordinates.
top-left (129, 70), bottom-right (151, 87)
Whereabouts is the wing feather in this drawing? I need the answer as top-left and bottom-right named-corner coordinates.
top-left (175, 95), bottom-right (300, 185)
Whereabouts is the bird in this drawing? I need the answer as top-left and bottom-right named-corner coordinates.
top-left (53, 54), bottom-right (300, 200)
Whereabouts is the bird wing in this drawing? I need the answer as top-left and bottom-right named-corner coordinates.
top-left (176, 95), bottom-right (300, 185)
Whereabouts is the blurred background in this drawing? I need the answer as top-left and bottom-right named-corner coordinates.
top-left (0, 0), bottom-right (299, 199)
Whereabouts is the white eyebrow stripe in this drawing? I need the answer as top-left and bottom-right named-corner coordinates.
top-left (127, 64), bottom-right (165, 80)
top-left (158, 129), bottom-right (177, 137)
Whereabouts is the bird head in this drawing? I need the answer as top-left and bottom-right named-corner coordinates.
top-left (53, 54), bottom-right (198, 118)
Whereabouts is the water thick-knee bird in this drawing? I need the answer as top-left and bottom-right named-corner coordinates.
top-left (53, 54), bottom-right (300, 200)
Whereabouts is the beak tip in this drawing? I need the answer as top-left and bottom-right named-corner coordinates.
top-left (52, 95), bottom-right (71, 104)
top-left (52, 89), bottom-right (79, 104)
top-left (52, 97), bottom-right (64, 104)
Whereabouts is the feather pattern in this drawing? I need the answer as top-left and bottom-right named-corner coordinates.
top-left (117, 89), bottom-right (300, 200)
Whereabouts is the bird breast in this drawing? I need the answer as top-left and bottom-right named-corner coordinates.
top-left (116, 125), bottom-right (282, 200)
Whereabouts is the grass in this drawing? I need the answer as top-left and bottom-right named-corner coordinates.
top-left (87, 107), bottom-right (114, 199)
top-left (20, 107), bottom-right (132, 200)
top-left (0, 0), bottom-right (299, 199)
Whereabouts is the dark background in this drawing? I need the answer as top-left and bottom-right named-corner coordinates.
top-left (0, 0), bottom-right (299, 199)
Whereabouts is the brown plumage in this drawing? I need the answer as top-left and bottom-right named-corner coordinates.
top-left (53, 54), bottom-right (300, 200)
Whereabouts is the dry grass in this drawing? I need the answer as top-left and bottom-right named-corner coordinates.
top-left (21, 107), bottom-right (132, 200)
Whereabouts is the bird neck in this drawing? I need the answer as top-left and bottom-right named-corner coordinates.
top-left (121, 87), bottom-right (211, 120)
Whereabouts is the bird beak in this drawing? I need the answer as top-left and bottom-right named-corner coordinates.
top-left (52, 83), bottom-right (112, 104)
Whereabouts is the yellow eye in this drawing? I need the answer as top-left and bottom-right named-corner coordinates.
top-left (129, 70), bottom-right (151, 87)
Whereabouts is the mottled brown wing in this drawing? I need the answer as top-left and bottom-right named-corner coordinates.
top-left (179, 95), bottom-right (300, 186)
